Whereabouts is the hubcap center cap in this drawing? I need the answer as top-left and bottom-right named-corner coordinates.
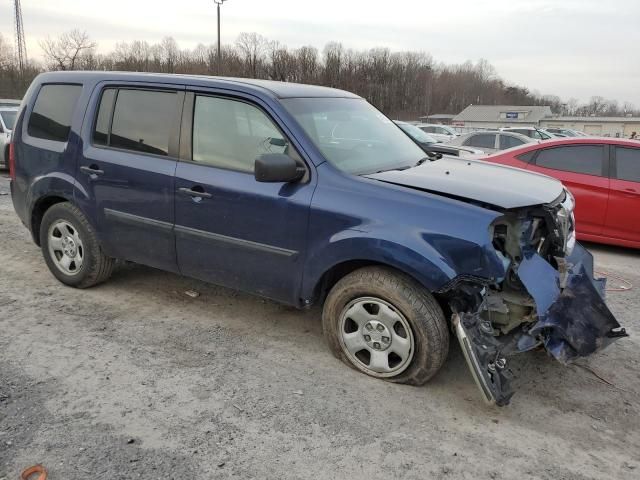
top-left (363, 320), bottom-right (391, 351)
top-left (62, 236), bottom-right (77, 257)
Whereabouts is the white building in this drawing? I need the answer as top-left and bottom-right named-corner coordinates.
top-left (449, 104), bottom-right (640, 137)
top-left (539, 116), bottom-right (640, 137)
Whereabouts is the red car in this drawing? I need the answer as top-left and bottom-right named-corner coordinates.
top-left (483, 137), bottom-right (640, 248)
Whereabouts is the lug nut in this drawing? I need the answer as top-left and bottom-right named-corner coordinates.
top-left (376, 324), bottom-right (385, 332)
top-left (364, 335), bottom-right (371, 341)
top-left (373, 342), bottom-right (380, 349)
top-left (365, 323), bottom-right (373, 331)
top-left (382, 336), bottom-right (389, 343)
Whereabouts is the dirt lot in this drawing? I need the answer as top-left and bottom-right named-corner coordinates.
top-left (0, 172), bottom-right (639, 480)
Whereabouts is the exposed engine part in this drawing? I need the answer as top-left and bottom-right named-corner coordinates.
top-left (446, 189), bottom-right (626, 406)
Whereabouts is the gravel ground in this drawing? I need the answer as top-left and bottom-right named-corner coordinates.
top-left (1, 172), bottom-right (639, 480)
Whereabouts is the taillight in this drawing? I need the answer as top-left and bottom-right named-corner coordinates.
top-left (8, 141), bottom-right (16, 180)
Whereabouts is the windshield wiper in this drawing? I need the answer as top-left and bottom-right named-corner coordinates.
top-left (415, 153), bottom-right (439, 167)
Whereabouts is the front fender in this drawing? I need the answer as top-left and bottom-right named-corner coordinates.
top-left (301, 228), bottom-right (507, 300)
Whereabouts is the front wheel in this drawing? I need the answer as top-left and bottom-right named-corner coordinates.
top-left (322, 266), bottom-right (449, 385)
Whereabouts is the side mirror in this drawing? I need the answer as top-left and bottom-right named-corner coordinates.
top-left (255, 154), bottom-right (304, 183)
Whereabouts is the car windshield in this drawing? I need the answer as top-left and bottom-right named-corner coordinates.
top-left (0, 111), bottom-right (17, 130)
top-left (282, 97), bottom-right (425, 174)
top-left (395, 122), bottom-right (439, 144)
top-left (538, 130), bottom-right (554, 139)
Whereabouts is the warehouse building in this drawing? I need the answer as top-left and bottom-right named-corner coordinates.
top-left (437, 104), bottom-right (640, 137)
top-left (539, 116), bottom-right (640, 137)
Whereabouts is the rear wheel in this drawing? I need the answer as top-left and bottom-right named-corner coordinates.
top-left (40, 202), bottom-right (114, 288)
top-left (322, 266), bottom-right (449, 385)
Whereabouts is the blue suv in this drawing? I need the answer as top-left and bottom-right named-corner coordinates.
top-left (9, 72), bottom-right (626, 405)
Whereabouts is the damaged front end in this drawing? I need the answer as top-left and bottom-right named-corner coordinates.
top-left (445, 189), bottom-right (628, 406)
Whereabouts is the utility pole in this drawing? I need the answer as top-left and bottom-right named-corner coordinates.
top-left (14, 0), bottom-right (27, 76)
top-left (213, 0), bottom-right (227, 75)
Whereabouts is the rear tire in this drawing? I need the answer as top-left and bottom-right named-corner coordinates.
top-left (322, 266), bottom-right (449, 385)
top-left (40, 202), bottom-right (114, 288)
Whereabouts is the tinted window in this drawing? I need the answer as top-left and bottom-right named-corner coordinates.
top-left (615, 147), bottom-right (640, 182)
top-left (500, 134), bottom-right (525, 149)
top-left (464, 133), bottom-right (496, 149)
top-left (27, 84), bottom-right (82, 142)
top-left (110, 89), bottom-right (177, 156)
top-left (193, 96), bottom-right (291, 173)
top-left (421, 126), bottom-right (435, 133)
top-left (93, 88), bottom-right (116, 146)
top-left (0, 111), bottom-right (17, 130)
top-left (517, 150), bottom-right (536, 163)
top-left (534, 145), bottom-right (604, 176)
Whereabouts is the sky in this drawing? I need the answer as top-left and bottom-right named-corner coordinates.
top-left (1, 0), bottom-right (639, 106)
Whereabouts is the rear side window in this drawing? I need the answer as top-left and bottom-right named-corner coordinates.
top-left (534, 145), bottom-right (604, 176)
top-left (615, 147), bottom-right (640, 182)
top-left (464, 133), bottom-right (496, 149)
top-left (192, 95), bottom-right (290, 173)
top-left (499, 134), bottom-right (525, 149)
top-left (92, 89), bottom-right (178, 156)
top-left (27, 84), bottom-right (82, 142)
top-left (93, 88), bottom-right (116, 146)
top-left (109, 89), bottom-right (177, 156)
top-left (516, 150), bottom-right (536, 163)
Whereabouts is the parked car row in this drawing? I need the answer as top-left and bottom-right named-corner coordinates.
top-left (8, 72), bottom-right (626, 406)
top-left (393, 121), bottom-right (485, 157)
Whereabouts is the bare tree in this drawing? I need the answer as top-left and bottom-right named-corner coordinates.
top-left (236, 32), bottom-right (267, 77)
top-left (0, 34), bottom-right (13, 70)
top-left (4, 30), bottom-right (639, 117)
top-left (40, 30), bottom-right (97, 71)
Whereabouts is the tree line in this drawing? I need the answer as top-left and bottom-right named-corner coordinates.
top-left (0, 30), bottom-right (637, 119)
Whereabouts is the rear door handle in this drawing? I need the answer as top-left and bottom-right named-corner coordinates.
top-left (80, 165), bottom-right (104, 176)
top-left (178, 187), bottom-right (212, 199)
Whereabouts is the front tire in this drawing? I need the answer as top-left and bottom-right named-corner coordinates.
top-left (40, 202), bottom-right (114, 288)
top-left (322, 266), bottom-right (449, 385)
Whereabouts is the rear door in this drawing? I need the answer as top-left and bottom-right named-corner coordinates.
top-left (604, 146), bottom-right (640, 242)
top-left (173, 91), bottom-right (315, 304)
top-left (525, 144), bottom-right (609, 235)
top-left (77, 83), bottom-right (184, 272)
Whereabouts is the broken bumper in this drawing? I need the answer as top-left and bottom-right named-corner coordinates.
top-left (454, 243), bottom-right (628, 406)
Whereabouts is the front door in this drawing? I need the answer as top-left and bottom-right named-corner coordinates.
top-left (525, 144), bottom-right (609, 236)
top-left (174, 92), bottom-right (315, 304)
top-left (77, 84), bottom-right (183, 272)
top-left (605, 146), bottom-right (640, 243)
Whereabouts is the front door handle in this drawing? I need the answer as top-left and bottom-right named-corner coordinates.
top-left (178, 186), bottom-right (212, 199)
top-left (80, 165), bottom-right (104, 176)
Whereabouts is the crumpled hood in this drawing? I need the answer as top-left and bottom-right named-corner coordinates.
top-left (366, 157), bottom-right (564, 209)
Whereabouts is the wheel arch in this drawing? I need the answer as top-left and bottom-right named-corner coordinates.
top-left (303, 240), bottom-right (456, 308)
top-left (30, 195), bottom-right (72, 246)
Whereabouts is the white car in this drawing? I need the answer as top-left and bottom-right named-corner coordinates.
top-left (500, 127), bottom-right (555, 140)
top-left (0, 107), bottom-right (18, 170)
top-left (415, 123), bottom-right (459, 143)
top-left (448, 130), bottom-right (536, 154)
